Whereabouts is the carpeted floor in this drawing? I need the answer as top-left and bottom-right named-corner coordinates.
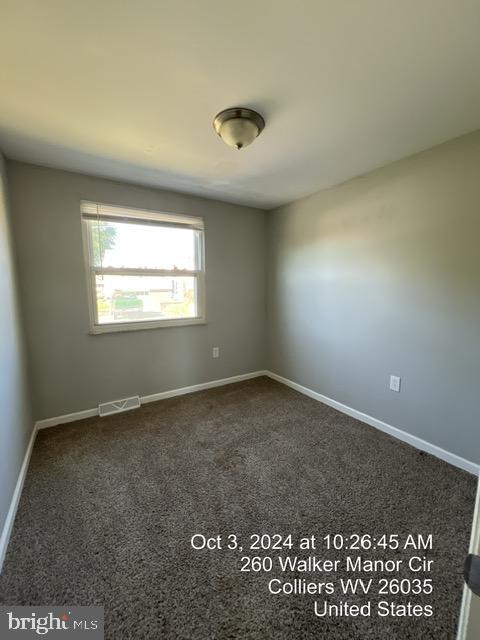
top-left (0, 377), bottom-right (476, 639)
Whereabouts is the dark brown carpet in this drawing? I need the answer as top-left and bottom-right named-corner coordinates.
top-left (0, 377), bottom-right (476, 639)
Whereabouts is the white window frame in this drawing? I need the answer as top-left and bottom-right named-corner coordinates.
top-left (81, 201), bottom-right (206, 334)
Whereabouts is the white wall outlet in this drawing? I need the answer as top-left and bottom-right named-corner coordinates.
top-left (389, 375), bottom-right (401, 392)
top-left (212, 346), bottom-right (220, 359)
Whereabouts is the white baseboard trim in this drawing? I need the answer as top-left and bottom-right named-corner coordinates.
top-left (0, 423), bottom-right (38, 573)
top-left (36, 407), bottom-right (98, 429)
top-left (141, 370), bottom-right (268, 404)
top-left (266, 371), bottom-right (480, 476)
top-left (35, 370), bottom-right (268, 430)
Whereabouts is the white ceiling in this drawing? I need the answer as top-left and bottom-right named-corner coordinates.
top-left (1, 0), bottom-right (479, 209)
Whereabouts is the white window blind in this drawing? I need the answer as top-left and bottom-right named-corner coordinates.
top-left (80, 201), bottom-right (204, 230)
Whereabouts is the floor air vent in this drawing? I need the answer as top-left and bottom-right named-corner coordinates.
top-left (98, 395), bottom-right (141, 417)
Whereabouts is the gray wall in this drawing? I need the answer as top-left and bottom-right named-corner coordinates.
top-left (0, 154), bottom-right (32, 537)
top-left (267, 131), bottom-right (480, 464)
top-left (6, 132), bottom-right (480, 465)
top-left (8, 162), bottom-right (267, 420)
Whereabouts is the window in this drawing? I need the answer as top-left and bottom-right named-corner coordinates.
top-left (81, 201), bottom-right (205, 333)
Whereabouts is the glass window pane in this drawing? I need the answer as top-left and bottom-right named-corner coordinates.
top-left (95, 275), bottom-right (197, 324)
top-left (87, 219), bottom-right (199, 270)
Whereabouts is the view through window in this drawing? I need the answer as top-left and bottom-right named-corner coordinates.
top-left (81, 202), bottom-right (205, 332)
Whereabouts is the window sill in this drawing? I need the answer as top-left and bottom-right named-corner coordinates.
top-left (89, 317), bottom-right (206, 334)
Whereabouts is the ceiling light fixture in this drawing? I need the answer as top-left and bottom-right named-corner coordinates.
top-left (213, 107), bottom-right (265, 150)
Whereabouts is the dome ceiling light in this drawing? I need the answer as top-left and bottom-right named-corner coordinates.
top-left (213, 107), bottom-right (265, 150)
